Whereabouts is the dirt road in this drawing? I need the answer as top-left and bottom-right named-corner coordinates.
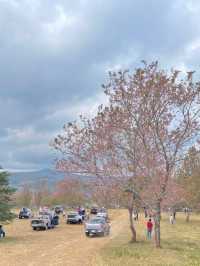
top-left (0, 210), bottom-right (127, 266)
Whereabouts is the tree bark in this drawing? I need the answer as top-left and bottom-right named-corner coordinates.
top-left (154, 201), bottom-right (161, 248)
top-left (128, 207), bottom-right (137, 242)
top-left (186, 212), bottom-right (190, 222)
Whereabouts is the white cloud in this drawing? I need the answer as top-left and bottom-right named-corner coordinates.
top-left (186, 39), bottom-right (200, 55)
top-left (42, 5), bottom-right (80, 48)
top-left (46, 92), bottom-right (108, 122)
top-left (184, 0), bottom-right (200, 13)
top-left (1, 0), bottom-right (200, 170)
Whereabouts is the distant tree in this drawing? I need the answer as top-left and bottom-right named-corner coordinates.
top-left (33, 180), bottom-right (51, 207)
top-left (178, 147), bottom-right (200, 214)
top-left (53, 177), bottom-right (86, 207)
top-left (0, 172), bottom-right (16, 222)
top-left (162, 179), bottom-right (186, 212)
top-left (15, 183), bottom-right (33, 207)
top-left (89, 178), bottom-right (124, 208)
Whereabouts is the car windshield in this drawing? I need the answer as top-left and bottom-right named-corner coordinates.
top-left (32, 220), bottom-right (44, 224)
top-left (39, 212), bottom-right (50, 216)
top-left (69, 212), bottom-right (78, 215)
top-left (89, 219), bottom-right (104, 224)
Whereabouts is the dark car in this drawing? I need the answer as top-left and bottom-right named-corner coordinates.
top-left (90, 207), bottom-right (98, 215)
top-left (19, 207), bottom-right (32, 219)
top-left (52, 215), bottom-right (59, 226)
top-left (54, 206), bottom-right (64, 215)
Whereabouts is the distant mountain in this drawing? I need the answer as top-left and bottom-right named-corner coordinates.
top-left (8, 169), bottom-right (94, 188)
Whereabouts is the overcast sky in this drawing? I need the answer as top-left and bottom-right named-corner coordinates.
top-left (1, 0), bottom-right (200, 170)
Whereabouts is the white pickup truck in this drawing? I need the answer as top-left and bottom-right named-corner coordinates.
top-left (66, 212), bottom-right (83, 224)
top-left (31, 215), bottom-right (52, 230)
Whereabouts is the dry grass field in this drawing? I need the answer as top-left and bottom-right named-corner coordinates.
top-left (0, 210), bottom-right (126, 266)
top-left (1, 210), bottom-right (200, 266)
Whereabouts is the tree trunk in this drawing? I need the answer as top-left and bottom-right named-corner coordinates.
top-left (128, 207), bottom-right (137, 242)
top-left (154, 201), bottom-right (161, 248)
top-left (186, 212), bottom-right (190, 222)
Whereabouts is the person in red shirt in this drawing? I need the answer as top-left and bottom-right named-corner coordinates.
top-left (147, 219), bottom-right (153, 239)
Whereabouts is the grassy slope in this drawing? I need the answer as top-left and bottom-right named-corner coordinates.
top-left (95, 212), bottom-right (200, 266)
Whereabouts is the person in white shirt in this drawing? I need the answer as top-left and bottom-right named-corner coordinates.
top-left (169, 214), bottom-right (174, 224)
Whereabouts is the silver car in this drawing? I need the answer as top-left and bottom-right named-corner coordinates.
top-left (66, 212), bottom-right (83, 224)
top-left (85, 218), bottom-right (110, 237)
top-left (96, 212), bottom-right (109, 221)
top-left (31, 216), bottom-right (51, 230)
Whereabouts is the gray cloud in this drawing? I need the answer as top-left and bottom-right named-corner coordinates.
top-left (1, 0), bottom-right (200, 169)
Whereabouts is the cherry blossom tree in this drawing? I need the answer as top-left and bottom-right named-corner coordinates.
top-left (53, 62), bottom-right (200, 247)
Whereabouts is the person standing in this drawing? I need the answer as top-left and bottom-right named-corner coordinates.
top-left (170, 214), bottom-right (174, 224)
top-left (147, 219), bottom-right (153, 240)
top-left (173, 210), bottom-right (176, 220)
top-left (0, 225), bottom-right (5, 238)
top-left (133, 210), bottom-right (138, 221)
top-left (144, 207), bottom-right (148, 218)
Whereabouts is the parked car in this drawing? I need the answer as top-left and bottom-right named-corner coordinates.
top-left (85, 217), bottom-right (110, 237)
top-left (39, 210), bottom-right (53, 218)
top-left (19, 207), bottom-right (32, 219)
top-left (96, 211), bottom-right (109, 221)
top-left (66, 211), bottom-right (83, 224)
top-left (31, 215), bottom-right (52, 231)
top-left (54, 205), bottom-right (64, 215)
top-left (39, 210), bottom-right (59, 227)
top-left (52, 215), bottom-right (59, 226)
top-left (90, 207), bottom-right (98, 215)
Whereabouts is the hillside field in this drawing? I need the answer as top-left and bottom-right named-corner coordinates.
top-left (0, 210), bottom-right (200, 266)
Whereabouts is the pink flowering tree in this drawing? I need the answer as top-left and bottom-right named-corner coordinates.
top-left (53, 62), bottom-right (200, 247)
